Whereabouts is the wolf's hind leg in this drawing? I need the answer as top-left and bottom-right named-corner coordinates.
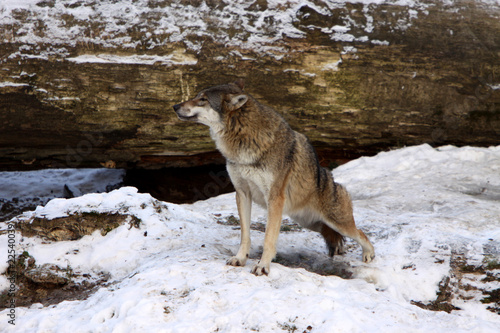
top-left (227, 190), bottom-right (252, 267)
top-left (324, 219), bottom-right (375, 263)
top-left (324, 184), bottom-right (375, 263)
top-left (320, 224), bottom-right (345, 257)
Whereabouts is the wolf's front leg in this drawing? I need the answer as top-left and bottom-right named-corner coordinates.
top-left (251, 192), bottom-right (285, 276)
top-left (227, 190), bottom-right (252, 267)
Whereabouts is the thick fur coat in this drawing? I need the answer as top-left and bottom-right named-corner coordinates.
top-left (174, 81), bottom-right (374, 275)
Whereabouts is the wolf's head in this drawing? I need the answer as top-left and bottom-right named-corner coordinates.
top-left (173, 80), bottom-right (248, 127)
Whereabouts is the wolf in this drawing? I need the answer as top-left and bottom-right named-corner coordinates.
top-left (173, 80), bottom-right (375, 275)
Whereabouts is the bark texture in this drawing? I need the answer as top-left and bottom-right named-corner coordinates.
top-left (0, 0), bottom-right (499, 170)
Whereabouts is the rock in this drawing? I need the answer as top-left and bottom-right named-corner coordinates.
top-left (24, 264), bottom-right (69, 286)
top-left (17, 212), bottom-right (141, 241)
top-left (0, 1), bottom-right (498, 170)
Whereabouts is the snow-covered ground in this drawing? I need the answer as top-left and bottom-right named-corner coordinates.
top-left (1, 144), bottom-right (499, 332)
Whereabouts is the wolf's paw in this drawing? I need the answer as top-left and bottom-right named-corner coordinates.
top-left (362, 251), bottom-right (375, 263)
top-left (328, 243), bottom-right (345, 257)
top-left (251, 261), bottom-right (270, 276)
top-left (227, 256), bottom-right (247, 267)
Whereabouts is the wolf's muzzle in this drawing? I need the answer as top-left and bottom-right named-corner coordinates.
top-left (173, 103), bottom-right (198, 121)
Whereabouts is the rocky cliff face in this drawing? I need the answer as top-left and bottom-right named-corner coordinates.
top-left (0, 0), bottom-right (499, 170)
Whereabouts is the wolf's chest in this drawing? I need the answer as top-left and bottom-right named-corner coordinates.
top-left (229, 164), bottom-right (272, 207)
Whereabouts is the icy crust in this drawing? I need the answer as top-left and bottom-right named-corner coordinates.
top-left (1, 144), bottom-right (500, 332)
top-left (0, 0), bottom-right (434, 58)
top-left (0, 168), bottom-right (125, 201)
top-left (0, 168), bottom-right (125, 221)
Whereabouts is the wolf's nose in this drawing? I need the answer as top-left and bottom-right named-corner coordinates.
top-left (173, 104), bottom-right (181, 112)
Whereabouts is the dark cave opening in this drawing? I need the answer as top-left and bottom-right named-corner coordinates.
top-left (123, 164), bottom-right (235, 204)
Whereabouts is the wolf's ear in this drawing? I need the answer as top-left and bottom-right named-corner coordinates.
top-left (228, 94), bottom-right (248, 110)
top-left (233, 79), bottom-right (245, 91)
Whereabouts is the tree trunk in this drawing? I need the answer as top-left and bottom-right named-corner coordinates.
top-left (0, 0), bottom-right (499, 170)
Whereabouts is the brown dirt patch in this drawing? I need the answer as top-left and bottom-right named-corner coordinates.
top-left (1, 212), bottom-right (141, 310)
top-left (412, 252), bottom-right (500, 314)
top-left (0, 251), bottom-right (110, 309)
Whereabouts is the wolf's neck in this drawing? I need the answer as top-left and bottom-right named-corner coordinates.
top-left (211, 111), bottom-right (271, 165)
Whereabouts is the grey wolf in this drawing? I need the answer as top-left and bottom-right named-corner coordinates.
top-left (173, 80), bottom-right (375, 275)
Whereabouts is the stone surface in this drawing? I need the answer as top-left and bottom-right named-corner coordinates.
top-left (17, 212), bottom-right (142, 241)
top-left (24, 264), bottom-right (70, 286)
top-left (0, 1), bottom-right (499, 170)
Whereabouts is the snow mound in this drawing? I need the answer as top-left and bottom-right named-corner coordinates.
top-left (1, 144), bottom-right (500, 332)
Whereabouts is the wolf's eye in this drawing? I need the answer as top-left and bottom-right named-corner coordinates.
top-left (199, 98), bottom-right (208, 102)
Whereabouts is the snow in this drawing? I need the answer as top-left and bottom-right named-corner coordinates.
top-left (371, 39), bottom-right (391, 45)
top-left (0, 82), bottom-right (29, 88)
top-left (66, 54), bottom-right (198, 66)
top-left (0, 0), bottom-right (455, 58)
top-left (1, 1), bottom-right (497, 61)
top-left (1, 0), bottom-right (498, 61)
top-left (1, 144), bottom-right (499, 332)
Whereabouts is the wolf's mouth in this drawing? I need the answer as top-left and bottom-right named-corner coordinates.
top-left (176, 114), bottom-right (198, 121)
top-left (173, 104), bottom-right (198, 121)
